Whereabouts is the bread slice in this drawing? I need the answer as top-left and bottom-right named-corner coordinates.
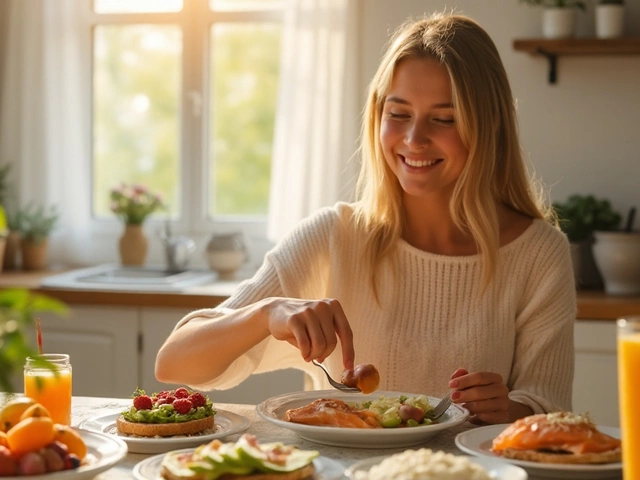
top-left (500, 447), bottom-right (622, 464)
top-left (116, 414), bottom-right (214, 437)
top-left (160, 463), bottom-right (316, 480)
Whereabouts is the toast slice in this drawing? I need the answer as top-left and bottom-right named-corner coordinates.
top-left (116, 414), bottom-right (214, 437)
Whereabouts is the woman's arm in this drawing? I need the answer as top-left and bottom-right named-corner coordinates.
top-left (155, 296), bottom-right (355, 386)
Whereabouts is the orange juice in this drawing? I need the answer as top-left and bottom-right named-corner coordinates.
top-left (24, 354), bottom-right (72, 425)
top-left (618, 318), bottom-right (640, 480)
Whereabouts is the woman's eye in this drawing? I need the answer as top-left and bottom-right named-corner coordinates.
top-left (387, 112), bottom-right (410, 119)
top-left (434, 118), bottom-right (455, 125)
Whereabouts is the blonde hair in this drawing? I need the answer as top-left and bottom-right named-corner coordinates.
top-left (355, 12), bottom-right (554, 295)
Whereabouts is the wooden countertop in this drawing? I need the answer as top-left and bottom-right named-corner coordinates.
top-left (1, 269), bottom-right (639, 319)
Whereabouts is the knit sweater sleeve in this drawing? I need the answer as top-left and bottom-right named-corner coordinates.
top-left (173, 204), bottom-right (345, 391)
top-left (507, 226), bottom-right (576, 413)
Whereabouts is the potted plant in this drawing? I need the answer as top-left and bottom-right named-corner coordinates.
top-left (0, 288), bottom-right (68, 393)
top-left (553, 194), bottom-right (621, 289)
top-left (595, 0), bottom-right (624, 38)
top-left (3, 208), bottom-right (24, 270)
top-left (18, 203), bottom-right (59, 270)
top-left (110, 183), bottom-right (166, 266)
top-left (520, 0), bottom-right (586, 38)
top-left (592, 207), bottom-right (640, 296)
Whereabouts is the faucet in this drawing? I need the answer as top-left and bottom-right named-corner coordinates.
top-left (158, 223), bottom-right (196, 272)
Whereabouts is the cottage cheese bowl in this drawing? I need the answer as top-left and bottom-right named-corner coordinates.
top-left (347, 448), bottom-right (528, 480)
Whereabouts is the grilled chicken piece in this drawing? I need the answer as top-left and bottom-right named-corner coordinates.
top-left (284, 399), bottom-right (380, 428)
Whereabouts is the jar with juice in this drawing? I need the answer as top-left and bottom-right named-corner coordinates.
top-left (24, 354), bottom-right (72, 425)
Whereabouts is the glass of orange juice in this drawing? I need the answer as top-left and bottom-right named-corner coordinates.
top-left (24, 354), bottom-right (72, 425)
top-left (618, 316), bottom-right (640, 480)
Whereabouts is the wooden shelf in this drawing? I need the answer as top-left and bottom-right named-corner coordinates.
top-left (513, 37), bottom-right (640, 84)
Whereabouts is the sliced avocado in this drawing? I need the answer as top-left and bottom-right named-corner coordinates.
top-left (198, 441), bottom-right (253, 476)
top-left (235, 436), bottom-right (319, 473)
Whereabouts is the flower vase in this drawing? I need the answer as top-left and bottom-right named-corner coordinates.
top-left (119, 224), bottom-right (148, 266)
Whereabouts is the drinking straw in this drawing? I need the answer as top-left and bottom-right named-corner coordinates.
top-left (36, 318), bottom-right (43, 354)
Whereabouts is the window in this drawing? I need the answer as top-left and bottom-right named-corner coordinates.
top-left (90, 0), bottom-right (283, 236)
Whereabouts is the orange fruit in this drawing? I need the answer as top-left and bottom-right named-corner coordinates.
top-left (0, 398), bottom-right (37, 433)
top-left (53, 424), bottom-right (87, 460)
top-left (6, 417), bottom-right (54, 456)
top-left (0, 431), bottom-right (8, 448)
top-left (19, 403), bottom-right (51, 421)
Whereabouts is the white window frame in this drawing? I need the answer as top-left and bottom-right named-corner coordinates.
top-left (82, 1), bottom-right (284, 252)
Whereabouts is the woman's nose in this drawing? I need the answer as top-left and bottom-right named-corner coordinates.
top-left (404, 122), bottom-right (431, 148)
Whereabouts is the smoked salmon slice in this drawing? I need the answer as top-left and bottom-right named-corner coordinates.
top-left (492, 412), bottom-right (621, 455)
top-left (284, 398), bottom-right (380, 428)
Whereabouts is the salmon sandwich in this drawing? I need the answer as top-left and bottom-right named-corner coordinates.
top-left (116, 387), bottom-right (216, 437)
top-left (491, 412), bottom-right (621, 464)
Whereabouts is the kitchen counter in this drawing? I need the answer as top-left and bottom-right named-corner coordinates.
top-left (0, 269), bottom-right (639, 319)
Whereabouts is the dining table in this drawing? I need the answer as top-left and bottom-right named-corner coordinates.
top-left (68, 395), bottom-right (621, 480)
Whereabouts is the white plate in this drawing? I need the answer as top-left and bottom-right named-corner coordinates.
top-left (455, 424), bottom-right (623, 479)
top-left (78, 409), bottom-right (250, 454)
top-left (345, 454), bottom-right (528, 479)
top-left (4, 428), bottom-right (127, 480)
top-left (133, 449), bottom-right (345, 480)
top-left (256, 390), bottom-right (469, 448)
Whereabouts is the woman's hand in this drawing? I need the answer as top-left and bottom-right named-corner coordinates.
top-left (264, 297), bottom-right (355, 370)
top-left (448, 368), bottom-right (510, 425)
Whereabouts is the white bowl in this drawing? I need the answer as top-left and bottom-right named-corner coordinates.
top-left (206, 250), bottom-right (245, 279)
top-left (592, 231), bottom-right (640, 295)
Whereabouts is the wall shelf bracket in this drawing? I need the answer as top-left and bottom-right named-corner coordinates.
top-left (535, 47), bottom-right (558, 84)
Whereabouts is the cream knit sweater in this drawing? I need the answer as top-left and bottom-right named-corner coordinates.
top-left (179, 202), bottom-right (576, 413)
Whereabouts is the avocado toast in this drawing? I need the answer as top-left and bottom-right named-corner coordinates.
top-left (117, 387), bottom-right (216, 437)
top-left (161, 434), bottom-right (318, 480)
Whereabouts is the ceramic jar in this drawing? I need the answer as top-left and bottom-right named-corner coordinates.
top-left (119, 224), bottom-right (148, 266)
top-left (206, 232), bottom-right (247, 279)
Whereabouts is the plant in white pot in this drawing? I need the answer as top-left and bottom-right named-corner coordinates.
top-left (553, 194), bottom-right (621, 289)
top-left (593, 207), bottom-right (640, 296)
top-left (595, 0), bottom-right (624, 39)
top-left (520, 0), bottom-right (586, 39)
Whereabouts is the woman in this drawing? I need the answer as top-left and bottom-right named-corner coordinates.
top-left (156, 12), bottom-right (576, 425)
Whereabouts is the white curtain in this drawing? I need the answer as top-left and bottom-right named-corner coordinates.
top-left (267, 0), bottom-right (360, 242)
top-left (0, 0), bottom-right (92, 265)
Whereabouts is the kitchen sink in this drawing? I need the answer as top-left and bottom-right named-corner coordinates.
top-left (40, 264), bottom-right (217, 292)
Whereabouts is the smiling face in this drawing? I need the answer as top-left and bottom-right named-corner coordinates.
top-left (380, 57), bottom-right (468, 202)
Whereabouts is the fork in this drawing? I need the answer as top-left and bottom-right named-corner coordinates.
top-left (425, 392), bottom-right (452, 420)
top-left (311, 359), bottom-right (361, 393)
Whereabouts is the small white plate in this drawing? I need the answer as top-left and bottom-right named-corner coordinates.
top-left (345, 454), bottom-right (528, 479)
top-left (455, 424), bottom-right (622, 479)
top-left (256, 390), bottom-right (469, 448)
top-left (78, 409), bottom-right (250, 454)
top-left (133, 449), bottom-right (345, 480)
top-left (3, 428), bottom-right (127, 480)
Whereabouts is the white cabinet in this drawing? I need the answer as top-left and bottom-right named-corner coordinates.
top-left (34, 307), bottom-right (139, 398)
top-left (139, 308), bottom-right (304, 405)
top-left (32, 305), bottom-right (304, 404)
top-left (573, 320), bottom-right (619, 427)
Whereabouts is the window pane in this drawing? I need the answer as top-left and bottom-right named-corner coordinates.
top-left (93, 25), bottom-right (181, 219)
top-left (210, 0), bottom-right (284, 12)
top-left (94, 0), bottom-right (183, 14)
top-left (210, 23), bottom-right (281, 216)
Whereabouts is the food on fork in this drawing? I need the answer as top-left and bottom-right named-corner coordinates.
top-left (354, 448), bottom-right (491, 480)
top-left (285, 394), bottom-right (435, 429)
top-left (340, 364), bottom-right (380, 394)
top-left (116, 387), bottom-right (216, 437)
top-left (491, 411), bottom-right (621, 464)
top-left (160, 433), bottom-right (318, 480)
